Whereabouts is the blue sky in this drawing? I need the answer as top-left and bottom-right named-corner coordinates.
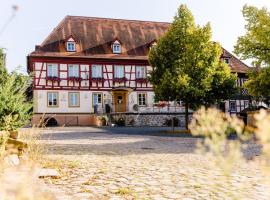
top-left (0, 0), bottom-right (269, 72)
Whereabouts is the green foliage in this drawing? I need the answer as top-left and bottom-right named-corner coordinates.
top-left (235, 5), bottom-right (270, 101)
top-left (149, 4), bottom-right (236, 108)
top-left (0, 49), bottom-right (32, 131)
top-left (234, 5), bottom-right (270, 67)
top-left (244, 67), bottom-right (270, 102)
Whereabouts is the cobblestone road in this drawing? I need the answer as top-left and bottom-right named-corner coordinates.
top-left (39, 127), bottom-right (270, 200)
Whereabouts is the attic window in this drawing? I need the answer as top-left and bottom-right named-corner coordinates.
top-left (67, 42), bottom-right (76, 52)
top-left (149, 42), bottom-right (157, 50)
top-left (224, 58), bottom-right (230, 64)
top-left (112, 40), bottom-right (121, 54)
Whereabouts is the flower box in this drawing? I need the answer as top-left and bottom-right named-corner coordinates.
top-left (113, 77), bottom-right (126, 82)
top-left (46, 76), bottom-right (61, 81)
top-left (136, 78), bottom-right (148, 83)
top-left (67, 77), bottom-right (82, 81)
top-left (92, 77), bottom-right (104, 82)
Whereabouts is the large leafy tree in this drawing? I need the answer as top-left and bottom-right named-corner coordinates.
top-left (0, 49), bottom-right (32, 131)
top-left (149, 5), bottom-right (236, 129)
top-left (234, 5), bottom-right (270, 103)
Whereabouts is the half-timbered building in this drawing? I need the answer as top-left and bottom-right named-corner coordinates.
top-left (28, 16), bottom-right (250, 126)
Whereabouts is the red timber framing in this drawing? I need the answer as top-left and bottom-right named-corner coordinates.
top-left (30, 57), bottom-right (153, 92)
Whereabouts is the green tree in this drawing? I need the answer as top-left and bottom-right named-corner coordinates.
top-left (234, 5), bottom-right (270, 103)
top-left (0, 49), bottom-right (32, 131)
top-left (149, 5), bottom-right (237, 129)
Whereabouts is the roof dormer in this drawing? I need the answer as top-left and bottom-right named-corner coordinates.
top-left (148, 39), bottom-right (157, 51)
top-left (111, 38), bottom-right (122, 54)
top-left (65, 35), bottom-right (77, 52)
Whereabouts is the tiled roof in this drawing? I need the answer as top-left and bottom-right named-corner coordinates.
top-left (221, 48), bottom-right (250, 73)
top-left (29, 16), bottom-right (250, 73)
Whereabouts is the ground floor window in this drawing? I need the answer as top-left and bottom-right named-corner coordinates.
top-left (47, 92), bottom-right (58, 107)
top-left (138, 93), bottom-right (147, 106)
top-left (229, 101), bottom-right (237, 112)
top-left (69, 92), bottom-right (80, 107)
top-left (93, 93), bottom-right (102, 106)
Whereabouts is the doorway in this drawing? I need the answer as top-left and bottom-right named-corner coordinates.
top-left (113, 91), bottom-right (127, 112)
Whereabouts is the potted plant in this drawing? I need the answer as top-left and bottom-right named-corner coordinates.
top-left (98, 115), bottom-right (108, 126)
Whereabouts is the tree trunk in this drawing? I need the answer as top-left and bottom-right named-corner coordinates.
top-left (185, 102), bottom-right (189, 130)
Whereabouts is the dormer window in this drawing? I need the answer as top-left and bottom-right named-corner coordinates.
top-left (224, 58), bottom-right (230, 64)
top-left (65, 36), bottom-right (77, 52)
top-left (112, 40), bottom-right (121, 54)
top-left (149, 42), bottom-right (157, 50)
top-left (67, 42), bottom-right (76, 52)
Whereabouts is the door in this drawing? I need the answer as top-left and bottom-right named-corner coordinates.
top-left (113, 91), bottom-right (127, 112)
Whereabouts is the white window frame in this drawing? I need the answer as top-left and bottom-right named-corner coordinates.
top-left (69, 92), bottom-right (80, 107)
top-left (67, 41), bottom-right (76, 52)
top-left (136, 66), bottom-right (146, 78)
top-left (47, 92), bottom-right (58, 107)
top-left (47, 64), bottom-right (58, 77)
top-left (93, 93), bottom-right (102, 107)
top-left (114, 65), bottom-right (124, 78)
top-left (138, 93), bottom-right (147, 106)
top-left (112, 41), bottom-right (121, 54)
top-left (68, 64), bottom-right (79, 77)
top-left (92, 65), bottom-right (103, 78)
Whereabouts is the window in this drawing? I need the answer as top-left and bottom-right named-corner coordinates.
top-left (112, 41), bottom-right (121, 54)
top-left (244, 100), bottom-right (249, 108)
top-left (47, 92), bottom-right (58, 107)
top-left (68, 64), bottom-right (79, 77)
top-left (224, 58), bottom-right (230, 64)
top-left (92, 65), bottom-right (102, 78)
top-left (67, 42), bottom-right (76, 52)
top-left (114, 65), bottom-right (124, 78)
top-left (47, 64), bottom-right (58, 77)
top-left (149, 42), bottom-right (157, 50)
top-left (69, 92), bottom-right (80, 107)
top-left (136, 66), bottom-right (146, 78)
top-left (229, 101), bottom-right (236, 112)
top-left (138, 93), bottom-right (147, 106)
top-left (93, 93), bottom-right (102, 106)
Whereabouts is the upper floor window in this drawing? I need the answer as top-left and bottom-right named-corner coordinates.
top-left (92, 65), bottom-right (102, 78)
top-left (114, 65), bottom-right (124, 78)
top-left (224, 58), bottom-right (230, 64)
top-left (67, 42), bottom-right (76, 52)
top-left (68, 64), bottom-right (79, 77)
top-left (136, 66), bottom-right (147, 78)
top-left (149, 42), bottom-right (157, 50)
top-left (112, 40), bottom-right (121, 54)
top-left (47, 64), bottom-right (58, 77)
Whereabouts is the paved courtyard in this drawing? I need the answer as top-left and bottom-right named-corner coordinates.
top-left (39, 127), bottom-right (270, 200)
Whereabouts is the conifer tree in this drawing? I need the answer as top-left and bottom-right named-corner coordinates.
top-left (0, 49), bottom-right (32, 131)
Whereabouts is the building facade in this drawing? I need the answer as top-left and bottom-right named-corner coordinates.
top-left (28, 16), bottom-right (250, 126)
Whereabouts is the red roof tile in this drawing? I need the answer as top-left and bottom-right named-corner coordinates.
top-left (29, 16), bottom-right (250, 73)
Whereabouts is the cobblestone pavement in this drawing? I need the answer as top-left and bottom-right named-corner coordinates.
top-left (39, 127), bottom-right (270, 200)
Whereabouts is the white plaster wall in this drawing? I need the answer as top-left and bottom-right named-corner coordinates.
top-left (36, 90), bottom-right (92, 113)
top-left (127, 91), bottom-right (155, 112)
top-left (35, 90), bottom-right (114, 114)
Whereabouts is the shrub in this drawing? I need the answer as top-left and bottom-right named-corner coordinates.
top-left (0, 69), bottom-right (32, 131)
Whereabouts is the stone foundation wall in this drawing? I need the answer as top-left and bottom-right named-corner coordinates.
top-left (110, 113), bottom-right (193, 127)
